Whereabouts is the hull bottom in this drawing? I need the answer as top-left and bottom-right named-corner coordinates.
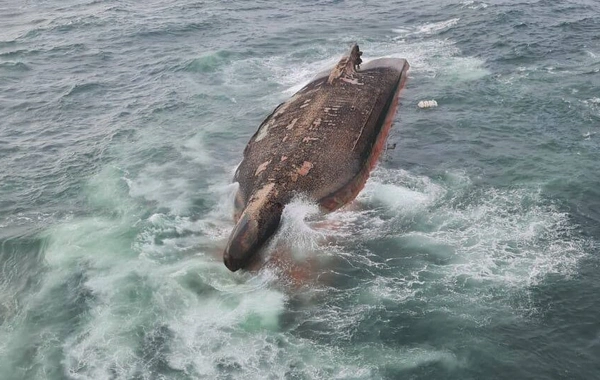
top-left (318, 72), bottom-right (407, 211)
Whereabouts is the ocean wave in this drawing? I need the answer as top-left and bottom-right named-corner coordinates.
top-left (393, 18), bottom-right (460, 36)
top-left (460, 0), bottom-right (488, 10)
top-left (221, 33), bottom-right (489, 102)
top-left (0, 61), bottom-right (30, 71)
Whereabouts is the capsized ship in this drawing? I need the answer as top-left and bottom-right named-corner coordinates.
top-left (224, 44), bottom-right (410, 271)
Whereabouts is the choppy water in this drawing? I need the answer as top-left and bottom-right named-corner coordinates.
top-left (1, 0), bottom-right (600, 379)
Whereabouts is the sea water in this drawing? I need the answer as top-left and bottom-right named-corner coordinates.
top-left (1, 0), bottom-right (599, 379)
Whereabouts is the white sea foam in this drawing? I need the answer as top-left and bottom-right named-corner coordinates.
top-left (579, 98), bottom-right (600, 122)
top-left (583, 97), bottom-right (600, 107)
top-left (393, 18), bottom-right (460, 36)
top-left (15, 159), bottom-right (588, 378)
top-left (337, 168), bottom-right (589, 324)
top-left (376, 39), bottom-right (489, 82)
top-left (29, 167), bottom-right (292, 379)
top-left (416, 18), bottom-right (461, 35)
top-left (222, 48), bottom-right (339, 102)
top-left (127, 164), bottom-right (193, 215)
top-left (269, 196), bottom-right (326, 256)
top-left (359, 168), bottom-right (446, 213)
top-left (224, 22), bottom-right (489, 102)
top-left (460, 1), bottom-right (488, 10)
top-left (181, 132), bottom-right (213, 165)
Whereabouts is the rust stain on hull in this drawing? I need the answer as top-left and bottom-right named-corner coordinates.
top-left (298, 161), bottom-right (314, 176)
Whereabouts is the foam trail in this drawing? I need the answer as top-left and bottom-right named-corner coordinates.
top-left (320, 168), bottom-right (589, 322)
top-left (460, 1), bottom-right (489, 10)
top-left (416, 18), bottom-right (461, 35)
top-left (15, 165), bottom-right (295, 379)
top-left (225, 24), bottom-right (489, 100)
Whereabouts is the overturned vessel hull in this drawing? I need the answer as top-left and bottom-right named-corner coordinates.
top-left (224, 44), bottom-right (410, 271)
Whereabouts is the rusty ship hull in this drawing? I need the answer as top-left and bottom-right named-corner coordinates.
top-left (224, 45), bottom-right (409, 271)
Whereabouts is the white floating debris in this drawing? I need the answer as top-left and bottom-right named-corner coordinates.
top-left (418, 99), bottom-right (438, 109)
